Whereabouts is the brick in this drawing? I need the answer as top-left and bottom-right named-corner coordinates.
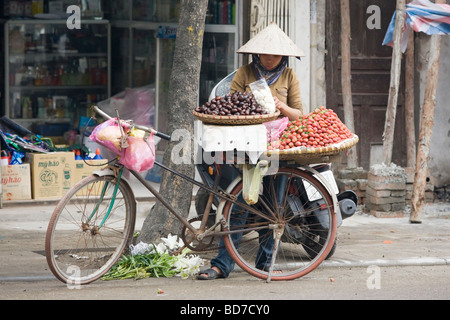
top-left (405, 191), bottom-right (413, 200)
top-left (368, 180), bottom-right (406, 191)
top-left (368, 172), bottom-right (406, 184)
top-left (369, 210), bottom-right (405, 218)
top-left (337, 169), bottom-right (353, 179)
top-left (425, 191), bottom-right (435, 201)
top-left (355, 189), bottom-right (365, 199)
top-left (366, 202), bottom-right (392, 211)
top-left (352, 167), bottom-right (368, 180)
top-left (404, 167), bottom-right (416, 183)
top-left (338, 167), bottom-right (368, 180)
top-left (366, 186), bottom-right (391, 198)
top-left (356, 179), bottom-right (368, 191)
top-left (390, 190), bottom-right (406, 197)
top-left (366, 194), bottom-right (405, 205)
top-left (391, 202), bottom-right (406, 211)
top-left (336, 178), bottom-right (357, 191)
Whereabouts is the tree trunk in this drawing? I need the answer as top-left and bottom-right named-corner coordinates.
top-left (138, 0), bottom-right (209, 243)
top-left (405, 0), bottom-right (416, 168)
top-left (382, 0), bottom-right (406, 165)
top-left (410, 0), bottom-right (444, 223)
top-left (340, 0), bottom-right (358, 168)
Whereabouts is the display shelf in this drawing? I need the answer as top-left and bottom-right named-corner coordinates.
top-left (106, 0), bottom-right (239, 135)
top-left (4, 19), bottom-right (111, 130)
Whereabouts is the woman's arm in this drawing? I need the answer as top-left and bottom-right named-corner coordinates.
top-left (230, 66), bottom-right (250, 94)
top-left (274, 97), bottom-right (302, 121)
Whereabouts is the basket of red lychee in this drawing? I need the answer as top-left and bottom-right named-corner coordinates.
top-left (265, 106), bottom-right (359, 160)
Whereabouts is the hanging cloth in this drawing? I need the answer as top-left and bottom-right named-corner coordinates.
top-left (383, 0), bottom-right (450, 52)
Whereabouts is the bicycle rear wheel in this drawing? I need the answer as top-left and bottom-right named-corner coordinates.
top-left (45, 174), bottom-right (136, 285)
top-left (221, 167), bottom-right (337, 281)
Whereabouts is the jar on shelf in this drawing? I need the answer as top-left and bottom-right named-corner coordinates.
top-left (9, 28), bottom-right (26, 54)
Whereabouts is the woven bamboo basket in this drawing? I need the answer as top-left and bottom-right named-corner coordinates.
top-left (264, 135), bottom-right (359, 161)
top-left (193, 110), bottom-right (280, 125)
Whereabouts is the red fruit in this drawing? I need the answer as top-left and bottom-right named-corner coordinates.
top-left (268, 106), bottom-right (354, 150)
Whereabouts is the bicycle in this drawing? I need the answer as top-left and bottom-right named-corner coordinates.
top-left (45, 106), bottom-right (343, 285)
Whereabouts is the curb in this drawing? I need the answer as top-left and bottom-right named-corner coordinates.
top-left (2, 257), bottom-right (448, 283)
top-left (319, 257), bottom-right (450, 268)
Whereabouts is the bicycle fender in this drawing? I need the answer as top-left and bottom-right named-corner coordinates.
top-left (92, 168), bottom-right (136, 205)
top-left (93, 168), bottom-right (116, 177)
top-left (302, 165), bottom-right (339, 216)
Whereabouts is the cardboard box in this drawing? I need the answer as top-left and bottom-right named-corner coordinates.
top-left (28, 152), bottom-right (76, 200)
top-left (1, 164), bottom-right (32, 201)
top-left (74, 159), bottom-right (108, 196)
top-left (74, 159), bottom-right (108, 183)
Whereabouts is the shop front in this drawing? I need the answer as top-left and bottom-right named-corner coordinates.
top-left (108, 0), bottom-right (242, 134)
top-left (2, 0), bottom-right (242, 138)
top-left (0, 0), bottom-right (243, 202)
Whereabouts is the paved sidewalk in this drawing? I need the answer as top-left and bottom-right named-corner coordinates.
top-left (0, 189), bottom-right (449, 283)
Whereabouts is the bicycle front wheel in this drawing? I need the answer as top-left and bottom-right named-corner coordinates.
top-left (45, 174), bottom-right (136, 285)
top-left (221, 167), bottom-right (337, 281)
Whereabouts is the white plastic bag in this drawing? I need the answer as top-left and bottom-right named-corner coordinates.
top-left (243, 160), bottom-right (269, 205)
top-left (249, 79), bottom-right (276, 114)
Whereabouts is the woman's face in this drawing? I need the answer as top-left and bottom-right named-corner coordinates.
top-left (259, 54), bottom-right (283, 71)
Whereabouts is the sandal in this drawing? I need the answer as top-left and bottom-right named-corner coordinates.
top-left (197, 268), bottom-right (225, 280)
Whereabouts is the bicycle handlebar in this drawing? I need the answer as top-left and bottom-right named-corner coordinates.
top-left (92, 105), bottom-right (171, 141)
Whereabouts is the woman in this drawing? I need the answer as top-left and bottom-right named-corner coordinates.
top-left (197, 23), bottom-right (305, 280)
top-left (231, 23), bottom-right (304, 120)
top-left (230, 53), bottom-right (303, 121)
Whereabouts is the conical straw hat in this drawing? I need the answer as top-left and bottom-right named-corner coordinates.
top-left (237, 23), bottom-right (305, 58)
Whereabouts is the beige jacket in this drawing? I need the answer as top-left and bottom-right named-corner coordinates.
top-left (230, 64), bottom-right (303, 113)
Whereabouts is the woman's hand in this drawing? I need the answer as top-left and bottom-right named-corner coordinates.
top-left (274, 97), bottom-right (302, 121)
top-left (274, 96), bottom-right (287, 113)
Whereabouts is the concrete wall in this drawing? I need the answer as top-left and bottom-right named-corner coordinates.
top-left (309, 0), bottom-right (327, 110)
top-left (290, 0), bottom-right (311, 113)
top-left (292, 0), bottom-right (327, 114)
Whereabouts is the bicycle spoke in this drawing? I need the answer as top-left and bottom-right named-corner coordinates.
top-left (221, 168), bottom-right (337, 281)
top-left (46, 175), bottom-right (136, 285)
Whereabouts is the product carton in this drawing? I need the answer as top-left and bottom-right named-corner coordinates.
top-left (28, 152), bottom-right (76, 200)
top-left (74, 159), bottom-right (108, 196)
top-left (1, 164), bottom-right (32, 201)
top-left (74, 159), bottom-right (108, 183)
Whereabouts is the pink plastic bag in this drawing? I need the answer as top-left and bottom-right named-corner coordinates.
top-left (89, 118), bottom-right (156, 172)
top-left (118, 134), bottom-right (156, 172)
top-left (264, 117), bottom-right (289, 143)
top-left (89, 118), bottom-right (126, 156)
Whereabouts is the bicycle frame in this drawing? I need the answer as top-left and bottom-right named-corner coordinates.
top-left (44, 106), bottom-right (348, 285)
top-left (87, 168), bottom-right (123, 229)
top-left (90, 105), bottom-right (340, 245)
top-left (97, 160), bottom-right (277, 240)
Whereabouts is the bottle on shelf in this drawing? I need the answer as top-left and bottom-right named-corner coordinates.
top-left (75, 150), bottom-right (83, 160)
top-left (1, 150), bottom-right (10, 166)
top-left (93, 148), bottom-right (103, 160)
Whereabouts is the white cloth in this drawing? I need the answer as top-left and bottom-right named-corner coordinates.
top-left (195, 121), bottom-right (267, 163)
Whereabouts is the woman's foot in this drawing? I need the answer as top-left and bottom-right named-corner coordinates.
top-left (197, 267), bottom-right (224, 280)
